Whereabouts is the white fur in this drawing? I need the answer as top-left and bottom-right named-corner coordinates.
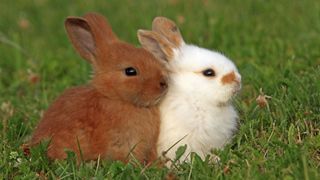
top-left (157, 44), bottom-right (241, 162)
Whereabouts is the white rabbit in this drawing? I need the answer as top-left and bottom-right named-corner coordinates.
top-left (138, 17), bottom-right (241, 163)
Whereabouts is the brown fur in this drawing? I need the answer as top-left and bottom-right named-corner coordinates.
top-left (152, 17), bottom-right (184, 47)
top-left (221, 71), bottom-right (237, 85)
top-left (31, 12), bottom-right (168, 164)
top-left (138, 30), bottom-right (175, 62)
top-left (137, 17), bottom-right (185, 63)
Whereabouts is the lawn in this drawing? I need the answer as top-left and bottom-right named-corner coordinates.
top-left (0, 0), bottom-right (319, 179)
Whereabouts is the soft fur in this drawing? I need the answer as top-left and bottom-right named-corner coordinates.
top-left (31, 13), bottom-right (168, 164)
top-left (138, 17), bottom-right (241, 163)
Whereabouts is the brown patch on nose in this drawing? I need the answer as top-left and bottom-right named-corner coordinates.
top-left (221, 71), bottom-right (236, 85)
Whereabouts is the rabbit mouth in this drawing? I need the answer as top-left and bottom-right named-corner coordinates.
top-left (232, 88), bottom-right (241, 95)
top-left (217, 88), bottom-right (240, 107)
top-left (217, 97), bottom-right (237, 107)
top-left (230, 82), bottom-right (242, 95)
top-left (132, 90), bottom-right (167, 107)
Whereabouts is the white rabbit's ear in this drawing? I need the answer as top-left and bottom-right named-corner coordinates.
top-left (152, 17), bottom-right (185, 48)
top-left (137, 30), bottom-right (175, 62)
top-left (65, 16), bottom-right (96, 63)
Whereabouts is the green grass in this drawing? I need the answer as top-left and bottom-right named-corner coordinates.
top-left (1, 0), bottom-right (319, 179)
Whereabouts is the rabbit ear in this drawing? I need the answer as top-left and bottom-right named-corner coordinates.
top-left (65, 16), bottom-right (96, 63)
top-left (152, 17), bottom-right (185, 48)
top-left (65, 13), bottom-right (119, 66)
top-left (82, 12), bottom-right (118, 44)
top-left (138, 30), bottom-right (175, 62)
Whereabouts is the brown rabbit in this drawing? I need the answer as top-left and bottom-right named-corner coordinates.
top-left (30, 12), bottom-right (168, 164)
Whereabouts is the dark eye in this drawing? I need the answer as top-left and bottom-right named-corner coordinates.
top-left (124, 67), bottom-right (138, 76)
top-left (202, 68), bottom-right (215, 77)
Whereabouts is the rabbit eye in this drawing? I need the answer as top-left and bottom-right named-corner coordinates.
top-left (202, 68), bottom-right (215, 77)
top-left (124, 67), bottom-right (138, 76)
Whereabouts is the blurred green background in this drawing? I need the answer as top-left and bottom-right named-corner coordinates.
top-left (0, 0), bottom-right (319, 179)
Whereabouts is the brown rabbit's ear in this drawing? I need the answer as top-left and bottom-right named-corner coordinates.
top-left (82, 12), bottom-right (118, 44)
top-left (138, 30), bottom-right (175, 62)
top-left (152, 17), bottom-right (185, 47)
top-left (65, 13), bottom-right (119, 66)
top-left (65, 17), bottom-right (96, 63)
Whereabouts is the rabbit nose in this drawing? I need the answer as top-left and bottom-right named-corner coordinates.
top-left (221, 71), bottom-right (241, 85)
top-left (234, 73), bottom-right (241, 85)
top-left (221, 71), bottom-right (236, 85)
top-left (159, 79), bottom-right (168, 90)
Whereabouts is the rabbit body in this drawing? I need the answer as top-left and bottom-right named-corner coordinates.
top-left (138, 18), bottom-right (241, 162)
top-left (158, 45), bottom-right (239, 161)
top-left (32, 86), bottom-right (160, 162)
top-left (31, 13), bottom-right (168, 163)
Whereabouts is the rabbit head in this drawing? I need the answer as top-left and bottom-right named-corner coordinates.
top-left (138, 17), bottom-right (241, 105)
top-left (65, 13), bottom-right (168, 107)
